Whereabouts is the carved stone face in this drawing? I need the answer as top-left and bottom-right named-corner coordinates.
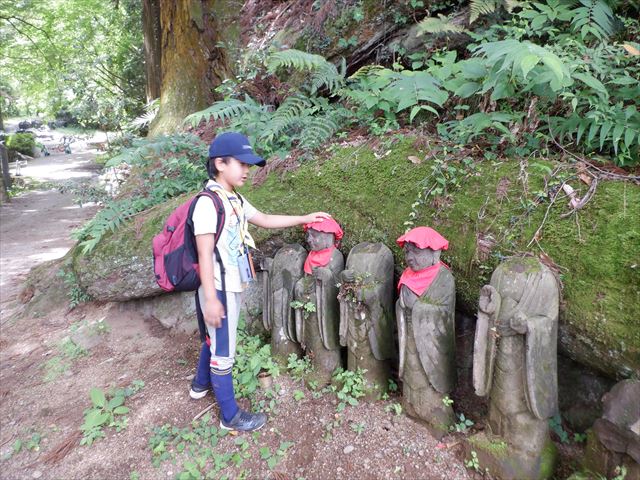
top-left (306, 229), bottom-right (335, 251)
top-left (404, 242), bottom-right (441, 271)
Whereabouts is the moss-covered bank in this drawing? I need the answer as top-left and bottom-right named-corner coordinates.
top-left (242, 138), bottom-right (639, 379)
top-left (70, 137), bottom-right (639, 379)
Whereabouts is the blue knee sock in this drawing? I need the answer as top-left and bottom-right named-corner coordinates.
top-left (210, 369), bottom-right (239, 423)
top-left (193, 342), bottom-right (211, 388)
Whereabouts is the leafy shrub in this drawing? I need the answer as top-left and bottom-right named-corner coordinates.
top-left (6, 133), bottom-right (35, 155)
top-left (75, 134), bottom-right (208, 253)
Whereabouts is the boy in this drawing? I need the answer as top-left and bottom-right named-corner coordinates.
top-left (189, 132), bottom-right (330, 432)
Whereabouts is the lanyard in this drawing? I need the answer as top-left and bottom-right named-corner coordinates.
top-left (208, 182), bottom-right (255, 250)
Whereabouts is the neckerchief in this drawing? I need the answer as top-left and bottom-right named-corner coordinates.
top-left (304, 247), bottom-right (335, 274)
top-left (397, 261), bottom-right (448, 296)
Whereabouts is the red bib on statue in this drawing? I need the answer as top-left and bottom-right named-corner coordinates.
top-left (398, 262), bottom-right (448, 296)
top-left (304, 247), bottom-right (335, 274)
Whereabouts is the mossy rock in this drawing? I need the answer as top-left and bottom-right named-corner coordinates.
top-left (72, 194), bottom-right (189, 301)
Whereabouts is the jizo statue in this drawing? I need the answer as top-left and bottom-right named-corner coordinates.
top-left (395, 227), bottom-right (456, 438)
top-left (294, 218), bottom-right (345, 385)
top-left (338, 242), bottom-right (395, 400)
top-left (584, 380), bottom-right (640, 480)
top-left (262, 244), bottom-right (306, 362)
top-left (471, 257), bottom-right (560, 480)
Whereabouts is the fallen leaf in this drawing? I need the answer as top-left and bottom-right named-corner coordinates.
top-left (623, 43), bottom-right (640, 56)
top-left (407, 155), bottom-right (422, 164)
top-left (578, 173), bottom-right (592, 186)
top-left (496, 177), bottom-right (511, 201)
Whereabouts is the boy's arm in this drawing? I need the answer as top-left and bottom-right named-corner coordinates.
top-left (195, 233), bottom-right (226, 328)
top-left (248, 211), bottom-right (331, 229)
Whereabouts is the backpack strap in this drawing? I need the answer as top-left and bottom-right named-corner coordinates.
top-left (192, 189), bottom-right (227, 342)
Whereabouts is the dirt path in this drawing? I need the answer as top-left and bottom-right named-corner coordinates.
top-left (0, 127), bottom-right (477, 480)
top-left (0, 151), bottom-right (100, 312)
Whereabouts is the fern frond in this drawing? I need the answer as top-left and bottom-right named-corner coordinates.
top-left (310, 59), bottom-right (346, 95)
top-left (571, 0), bottom-right (618, 40)
top-left (469, 0), bottom-right (499, 23)
top-left (298, 116), bottom-right (340, 150)
top-left (184, 96), bottom-right (266, 127)
top-left (268, 95), bottom-right (313, 138)
top-left (266, 49), bottom-right (332, 73)
top-left (417, 15), bottom-right (470, 35)
top-left (347, 65), bottom-right (386, 81)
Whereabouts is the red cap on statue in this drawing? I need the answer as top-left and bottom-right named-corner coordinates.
top-left (396, 226), bottom-right (448, 250)
top-left (303, 217), bottom-right (344, 244)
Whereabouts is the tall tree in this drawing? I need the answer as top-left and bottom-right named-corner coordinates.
top-left (142, 0), bottom-right (162, 103)
top-left (148, 0), bottom-right (238, 136)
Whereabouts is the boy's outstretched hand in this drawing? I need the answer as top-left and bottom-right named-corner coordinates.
top-left (302, 212), bottom-right (332, 223)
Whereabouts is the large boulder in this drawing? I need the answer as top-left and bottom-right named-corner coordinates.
top-left (71, 137), bottom-right (639, 379)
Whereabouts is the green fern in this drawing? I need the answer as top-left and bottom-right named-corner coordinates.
top-left (469, 0), bottom-right (520, 23)
top-left (571, 0), bottom-right (618, 40)
top-left (310, 57), bottom-right (346, 94)
top-left (384, 70), bottom-right (449, 120)
top-left (266, 49), bottom-right (332, 73)
top-left (184, 96), bottom-right (266, 127)
top-left (416, 15), bottom-right (470, 35)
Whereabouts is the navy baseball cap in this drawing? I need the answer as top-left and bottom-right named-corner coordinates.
top-left (208, 132), bottom-right (266, 167)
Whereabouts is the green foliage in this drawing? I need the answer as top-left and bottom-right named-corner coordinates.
top-left (384, 402), bottom-right (403, 416)
top-left (469, 0), bottom-right (519, 23)
top-left (233, 317), bottom-right (280, 399)
top-left (451, 413), bottom-right (474, 433)
top-left (0, 0), bottom-right (145, 126)
top-left (6, 133), bottom-right (35, 155)
top-left (80, 382), bottom-right (143, 446)
top-left (330, 367), bottom-right (368, 412)
top-left (57, 267), bottom-right (92, 308)
top-left (549, 413), bottom-right (570, 443)
top-left (465, 450), bottom-right (481, 472)
top-left (286, 353), bottom-right (313, 381)
top-left (417, 15), bottom-right (470, 35)
top-left (75, 134), bottom-right (207, 254)
top-left (290, 300), bottom-right (317, 319)
top-left (571, 0), bottom-right (619, 40)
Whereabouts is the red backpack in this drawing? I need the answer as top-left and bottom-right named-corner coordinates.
top-left (152, 189), bottom-right (226, 292)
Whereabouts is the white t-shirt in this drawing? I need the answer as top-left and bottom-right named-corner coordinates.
top-left (192, 181), bottom-right (258, 292)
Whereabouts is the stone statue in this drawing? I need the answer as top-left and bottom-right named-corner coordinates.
top-left (262, 243), bottom-right (306, 362)
top-left (584, 379), bottom-right (640, 480)
top-left (338, 242), bottom-right (395, 400)
top-left (395, 227), bottom-right (456, 438)
top-left (294, 218), bottom-right (345, 385)
top-left (470, 257), bottom-right (560, 480)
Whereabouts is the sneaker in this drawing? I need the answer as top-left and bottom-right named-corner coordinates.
top-left (220, 409), bottom-right (267, 432)
top-left (189, 380), bottom-right (210, 399)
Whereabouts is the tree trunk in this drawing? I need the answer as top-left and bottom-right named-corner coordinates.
top-left (0, 144), bottom-right (11, 203)
top-left (142, 0), bottom-right (162, 103)
top-left (148, 0), bottom-right (235, 136)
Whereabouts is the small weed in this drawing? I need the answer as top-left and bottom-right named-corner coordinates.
top-left (42, 338), bottom-right (88, 382)
top-left (330, 367), bottom-right (367, 412)
top-left (549, 413), bottom-right (569, 443)
top-left (290, 300), bottom-right (316, 320)
top-left (442, 395), bottom-right (454, 407)
top-left (80, 381), bottom-right (143, 446)
top-left (451, 413), bottom-right (474, 433)
top-left (573, 432), bottom-right (587, 443)
top-left (293, 390), bottom-right (305, 402)
top-left (388, 378), bottom-right (398, 393)
top-left (260, 441), bottom-right (294, 470)
top-left (385, 402), bottom-right (403, 416)
top-left (350, 422), bottom-right (366, 435)
top-left (287, 353), bottom-right (313, 382)
top-left (465, 450), bottom-right (481, 472)
top-left (57, 268), bottom-right (92, 309)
